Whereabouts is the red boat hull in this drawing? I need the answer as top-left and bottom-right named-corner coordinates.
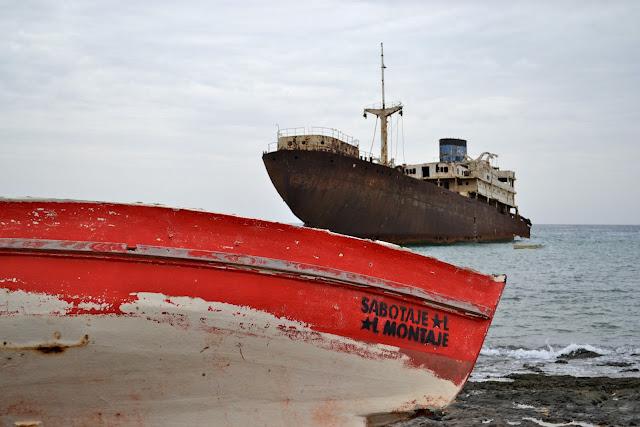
top-left (0, 199), bottom-right (505, 426)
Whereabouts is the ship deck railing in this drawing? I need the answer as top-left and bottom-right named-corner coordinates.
top-left (266, 142), bottom-right (278, 153)
top-left (364, 101), bottom-right (403, 110)
top-left (358, 151), bottom-right (381, 163)
top-left (277, 127), bottom-right (360, 147)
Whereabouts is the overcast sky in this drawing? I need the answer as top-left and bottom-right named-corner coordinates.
top-left (1, 1), bottom-right (638, 224)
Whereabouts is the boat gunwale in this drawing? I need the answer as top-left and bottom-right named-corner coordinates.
top-left (0, 197), bottom-right (511, 282)
top-left (0, 237), bottom-right (493, 319)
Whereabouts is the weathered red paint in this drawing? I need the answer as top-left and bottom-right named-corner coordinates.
top-left (0, 238), bottom-right (492, 318)
top-left (0, 199), bottom-right (504, 387)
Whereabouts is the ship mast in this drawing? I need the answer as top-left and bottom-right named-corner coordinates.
top-left (364, 42), bottom-right (403, 166)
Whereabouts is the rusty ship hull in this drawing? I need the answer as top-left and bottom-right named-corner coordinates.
top-left (263, 149), bottom-right (531, 244)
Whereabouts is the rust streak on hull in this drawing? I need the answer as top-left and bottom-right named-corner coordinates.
top-left (2, 333), bottom-right (89, 354)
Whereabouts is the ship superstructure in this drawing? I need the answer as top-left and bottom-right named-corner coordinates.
top-left (403, 138), bottom-right (521, 216)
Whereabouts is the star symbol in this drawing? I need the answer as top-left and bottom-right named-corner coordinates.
top-left (432, 314), bottom-right (442, 328)
top-left (361, 317), bottom-right (372, 330)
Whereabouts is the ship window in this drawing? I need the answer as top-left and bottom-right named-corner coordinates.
top-left (422, 166), bottom-right (430, 177)
top-left (444, 166), bottom-right (448, 173)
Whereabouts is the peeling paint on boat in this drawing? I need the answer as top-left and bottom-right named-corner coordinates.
top-left (0, 199), bottom-right (505, 426)
top-left (1, 288), bottom-right (459, 426)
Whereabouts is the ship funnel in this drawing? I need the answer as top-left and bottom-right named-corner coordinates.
top-left (439, 138), bottom-right (467, 162)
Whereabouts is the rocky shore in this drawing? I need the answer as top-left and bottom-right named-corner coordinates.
top-left (389, 374), bottom-right (640, 426)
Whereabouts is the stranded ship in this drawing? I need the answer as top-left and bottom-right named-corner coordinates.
top-left (263, 44), bottom-right (531, 244)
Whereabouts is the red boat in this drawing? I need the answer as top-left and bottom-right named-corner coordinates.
top-left (0, 199), bottom-right (505, 426)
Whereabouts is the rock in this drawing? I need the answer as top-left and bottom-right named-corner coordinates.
top-left (523, 363), bottom-right (545, 373)
top-left (558, 348), bottom-right (602, 360)
top-left (393, 374), bottom-right (640, 427)
top-left (597, 361), bottom-right (632, 368)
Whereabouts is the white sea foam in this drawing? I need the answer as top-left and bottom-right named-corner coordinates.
top-left (521, 417), bottom-right (595, 427)
top-left (480, 343), bottom-right (609, 360)
top-left (480, 347), bottom-right (502, 356)
top-left (471, 377), bottom-right (514, 383)
top-left (513, 402), bottom-right (536, 409)
top-left (556, 343), bottom-right (610, 358)
top-left (623, 346), bottom-right (640, 354)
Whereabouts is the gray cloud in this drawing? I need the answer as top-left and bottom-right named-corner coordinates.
top-left (1, 1), bottom-right (638, 224)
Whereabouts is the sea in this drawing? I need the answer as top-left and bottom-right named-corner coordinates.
top-left (413, 225), bottom-right (640, 381)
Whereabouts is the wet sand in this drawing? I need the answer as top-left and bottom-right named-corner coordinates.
top-left (389, 374), bottom-right (640, 426)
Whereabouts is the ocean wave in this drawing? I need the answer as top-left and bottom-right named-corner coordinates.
top-left (622, 346), bottom-right (640, 355)
top-left (522, 417), bottom-right (596, 427)
top-left (480, 343), bottom-right (610, 360)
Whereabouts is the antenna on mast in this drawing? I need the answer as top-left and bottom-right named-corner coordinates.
top-left (363, 43), bottom-right (403, 166)
top-left (381, 42), bottom-right (386, 109)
